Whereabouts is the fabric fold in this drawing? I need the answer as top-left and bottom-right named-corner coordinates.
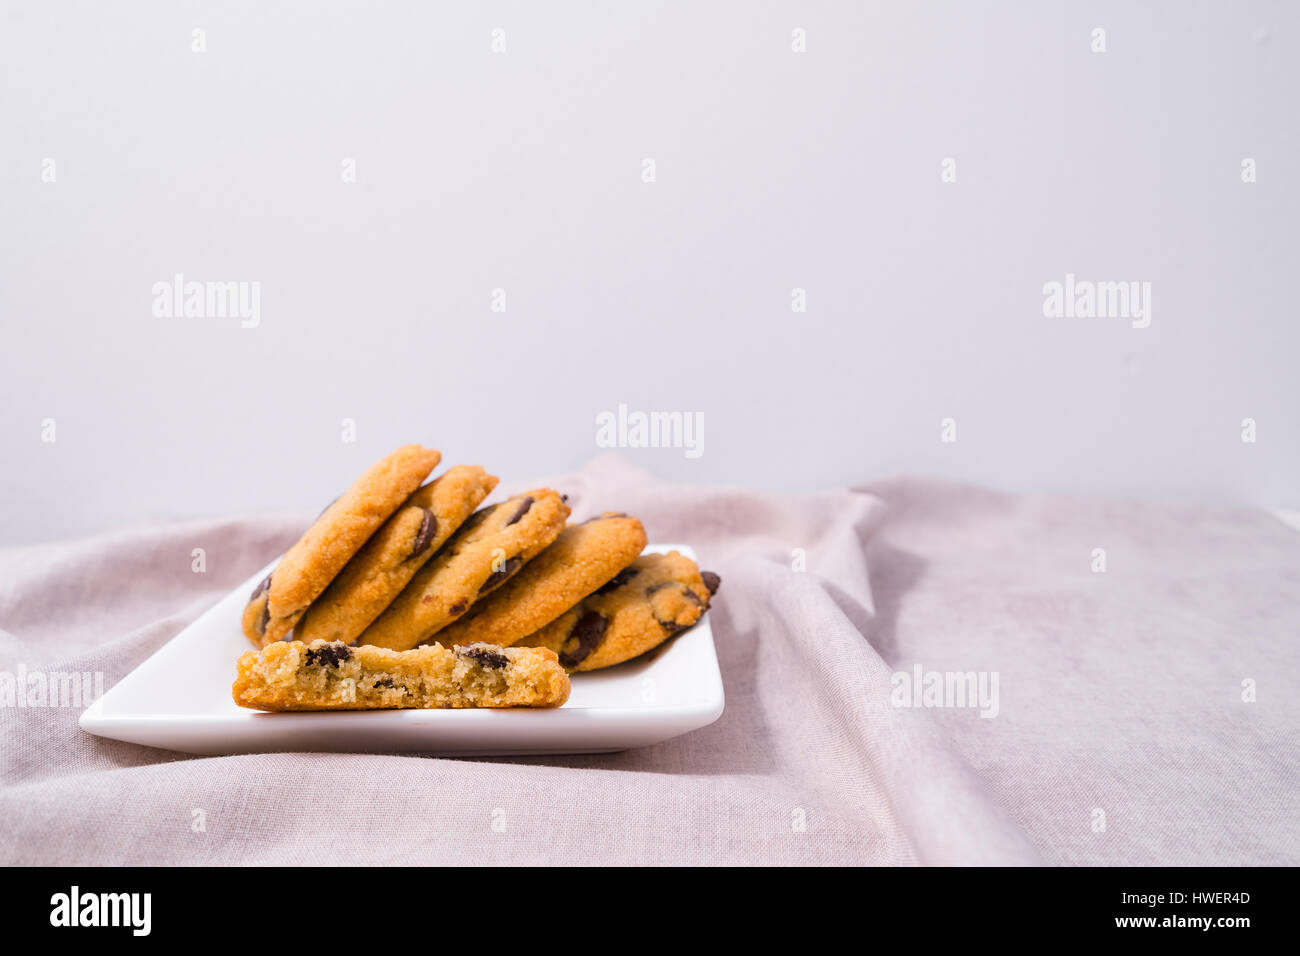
top-left (2, 457), bottom-right (1295, 865)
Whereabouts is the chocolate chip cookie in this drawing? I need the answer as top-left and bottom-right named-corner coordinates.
top-left (356, 489), bottom-right (570, 651)
top-left (515, 551), bottom-right (719, 671)
top-left (232, 639), bottom-right (570, 710)
top-left (293, 465), bottom-right (499, 646)
top-left (433, 512), bottom-right (647, 649)
top-left (241, 444), bottom-right (441, 647)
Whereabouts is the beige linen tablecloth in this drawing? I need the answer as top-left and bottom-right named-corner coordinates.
top-left (2, 455), bottom-right (1296, 865)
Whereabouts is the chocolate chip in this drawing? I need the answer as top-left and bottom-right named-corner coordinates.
top-left (410, 508), bottom-right (437, 558)
top-left (373, 677), bottom-right (395, 689)
top-left (505, 496), bottom-right (533, 526)
top-left (249, 574), bottom-right (271, 602)
top-left (596, 566), bottom-right (639, 594)
top-left (304, 643), bottom-right (353, 668)
top-left (701, 571), bottom-right (721, 595)
top-left (256, 602), bottom-right (270, 635)
top-left (458, 645), bottom-right (509, 670)
top-left (559, 611), bottom-right (609, 668)
top-left (654, 615), bottom-right (686, 635)
top-left (648, 581), bottom-right (703, 606)
top-left (479, 556), bottom-right (523, 594)
top-left (448, 600), bottom-right (467, 616)
top-left (646, 583), bottom-right (699, 634)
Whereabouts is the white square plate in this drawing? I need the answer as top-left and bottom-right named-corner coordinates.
top-left (80, 544), bottom-right (724, 756)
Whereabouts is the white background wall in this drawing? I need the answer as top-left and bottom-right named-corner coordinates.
top-left (2, 1), bottom-right (1296, 545)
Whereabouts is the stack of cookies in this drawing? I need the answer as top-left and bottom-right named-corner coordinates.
top-left (232, 444), bottom-right (719, 712)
